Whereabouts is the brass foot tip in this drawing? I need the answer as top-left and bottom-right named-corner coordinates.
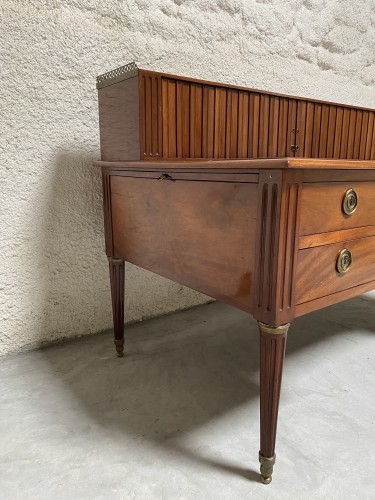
top-left (114, 341), bottom-right (124, 358)
top-left (259, 452), bottom-right (276, 485)
top-left (260, 474), bottom-right (272, 485)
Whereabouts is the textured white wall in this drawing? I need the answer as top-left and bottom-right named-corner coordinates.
top-left (1, 1), bottom-right (374, 355)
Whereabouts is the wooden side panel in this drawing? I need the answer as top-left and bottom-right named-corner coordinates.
top-left (98, 76), bottom-right (140, 162)
top-left (140, 74), bottom-right (162, 158)
top-left (111, 176), bottom-right (258, 312)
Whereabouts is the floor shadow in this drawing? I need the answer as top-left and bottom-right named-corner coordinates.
top-left (39, 297), bottom-right (375, 482)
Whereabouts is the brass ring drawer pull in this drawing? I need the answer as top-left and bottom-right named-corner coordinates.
top-left (342, 188), bottom-right (358, 215)
top-left (336, 248), bottom-right (352, 274)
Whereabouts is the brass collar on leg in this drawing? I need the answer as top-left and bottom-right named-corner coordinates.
top-left (108, 256), bottom-right (124, 265)
top-left (258, 322), bottom-right (290, 335)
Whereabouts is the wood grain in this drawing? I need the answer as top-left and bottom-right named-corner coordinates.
top-left (295, 234), bottom-right (375, 304)
top-left (96, 158), bottom-right (375, 171)
top-left (110, 175), bottom-right (258, 312)
top-left (299, 225), bottom-right (375, 249)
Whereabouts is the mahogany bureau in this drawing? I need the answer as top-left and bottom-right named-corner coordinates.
top-left (94, 63), bottom-right (375, 484)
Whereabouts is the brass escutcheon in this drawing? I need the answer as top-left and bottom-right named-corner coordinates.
top-left (336, 248), bottom-right (352, 274)
top-left (342, 188), bottom-right (358, 215)
top-left (158, 173), bottom-right (175, 182)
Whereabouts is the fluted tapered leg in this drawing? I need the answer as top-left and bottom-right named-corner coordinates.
top-left (108, 257), bottom-right (125, 357)
top-left (258, 321), bottom-right (289, 484)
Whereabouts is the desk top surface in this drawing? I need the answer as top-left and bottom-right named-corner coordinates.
top-left (94, 158), bottom-right (375, 171)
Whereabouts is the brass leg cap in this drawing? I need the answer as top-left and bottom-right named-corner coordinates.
top-left (259, 452), bottom-right (276, 485)
top-left (114, 341), bottom-right (124, 358)
top-left (260, 474), bottom-right (272, 485)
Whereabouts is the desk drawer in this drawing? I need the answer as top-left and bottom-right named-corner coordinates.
top-left (300, 182), bottom-right (375, 235)
top-left (295, 235), bottom-right (375, 304)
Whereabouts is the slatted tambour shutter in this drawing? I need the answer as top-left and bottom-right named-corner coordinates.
top-left (286, 99), bottom-right (298, 157)
top-left (248, 93), bottom-right (260, 158)
top-left (189, 83), bottom-right (203, 158)
top-left (157, 73), bottom-right (375, 160)
top-left (295, 100), bottom-right (306, 157)
top-left (366, 112), bottom-right (375, 160)
top-left (161, 78), bottom-right (176, 158)
top-left (160, 78), bottom-right (300, 159)
top-left (277, 98), bottom-right (291, 157)
top-left (359, 111), bottom-right (369, 160)
top-left (332, 107), bottom-right (344, 158)
top-left (140, 74), bottom-right (162, 158)
top-left (202, 85), bottom-right (215, 157)
top-left (237, 91), bottom-right (249, 157)
top-left (98, 65), bottom-right (375, 161)
top-left (326, 105), bottom-right (337, 158)
top-left (352, 110), bottom-right (363, 159)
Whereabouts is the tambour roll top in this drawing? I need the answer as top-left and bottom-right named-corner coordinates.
top-left (97, 63), bottom-right (375, 163)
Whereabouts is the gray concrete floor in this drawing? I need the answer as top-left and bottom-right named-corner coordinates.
top-left (1, 300), bottom-right (375, 500)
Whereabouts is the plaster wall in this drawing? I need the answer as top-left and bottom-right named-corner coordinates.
top-left (1, 0), bottom-right (374, 355)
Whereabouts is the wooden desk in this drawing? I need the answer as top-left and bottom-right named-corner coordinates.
top-left (95, 64), bottom-right (375, 484)
top-left (96, 158), bottom-right (375, 483)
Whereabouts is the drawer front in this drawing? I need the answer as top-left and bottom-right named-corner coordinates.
top-left (300, 182), bottom-right (375, 235)
top-left (295, 235), bottom-right (375, 304)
